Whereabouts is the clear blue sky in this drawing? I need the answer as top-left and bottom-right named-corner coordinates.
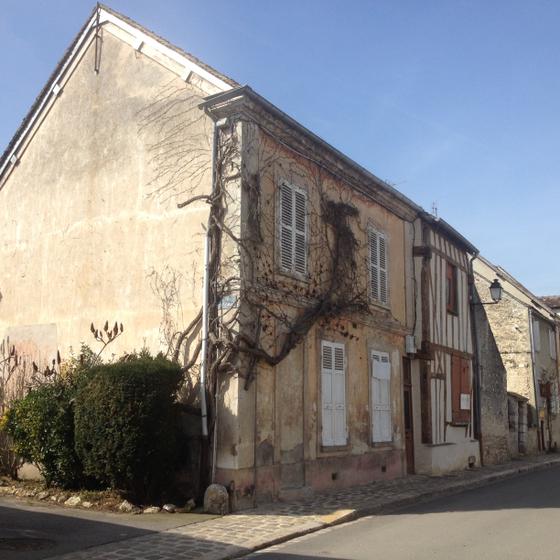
top-left (1, 1), bottom-right (559, 295)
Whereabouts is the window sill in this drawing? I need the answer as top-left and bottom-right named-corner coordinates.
top-left (320, 444), bottom-right (350, 454)
top-left (276, 268), bottom-right (310, 284)
top-left (369, 300), bottom-right (391, 312)
top-left (369, 442), bottom-right (395, 450)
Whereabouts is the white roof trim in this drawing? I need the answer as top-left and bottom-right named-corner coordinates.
top-left (98, 10), bottom-right (231, 91)
top-left (0, 13), bottom-right (98, 180)
top-left (0, 6), bottom-right (232, 183)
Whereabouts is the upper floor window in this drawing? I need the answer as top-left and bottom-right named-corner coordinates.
top-left (532, 319), bottom-right (541, 352)
top-left (550, 328), bottom-right (557, 360)
top-left (368, 227), bottom-right (388, 305)
top-left (446, 262), bottom-right (458, 314)
top-left (279, 182), bottom-right (307, 276)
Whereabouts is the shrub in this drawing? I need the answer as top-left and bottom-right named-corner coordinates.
top-left (74, 355), bottom-right (182, 501)
top-left (4, 381), bottom-right (82, 488)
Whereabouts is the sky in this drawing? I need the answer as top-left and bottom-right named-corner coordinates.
top-left (1, 0), bottom-right (559, 295)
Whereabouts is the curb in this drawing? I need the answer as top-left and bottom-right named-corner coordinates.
top-left (229, 457), bottom-right (560, 559)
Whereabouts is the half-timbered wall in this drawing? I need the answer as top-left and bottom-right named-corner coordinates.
top-left (411, 220), bottom-right (479, 474)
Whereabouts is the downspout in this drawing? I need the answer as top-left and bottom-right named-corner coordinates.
top-left (205, 116), bottom-right (230, 483)
top-left (528, 308), bottom-right (542, 450)
top-left (468, 253), bottom-right (484, 465)
top-left (199, 193), bottom-right (213, 442)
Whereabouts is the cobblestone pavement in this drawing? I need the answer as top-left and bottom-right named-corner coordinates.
top-left (50, 454), bottom-right (560, 560)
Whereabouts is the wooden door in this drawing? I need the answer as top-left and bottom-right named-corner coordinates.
top-left (402, 357), bottom-right (415, 474)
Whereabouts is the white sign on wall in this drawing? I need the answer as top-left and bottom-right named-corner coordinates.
top-left (460, 393), bottom-right (471, 410)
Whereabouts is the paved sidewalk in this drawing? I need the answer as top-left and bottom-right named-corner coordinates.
top-left (51, 454), bottom-right (560, 560)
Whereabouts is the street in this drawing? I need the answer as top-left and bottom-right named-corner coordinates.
top-left (247, 465), bottom-right (560, 560)
top-left (1, 464), bottom-right (560, 559)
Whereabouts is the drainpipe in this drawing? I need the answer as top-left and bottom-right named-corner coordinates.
top-left (468, 253), bottom-right (484, 465)
top-left (199, 226), bottom-right (211, 441)
top-left (201, 116), bottom-right (229, 480)
top-left (528, 308), bottom-right (542, 450)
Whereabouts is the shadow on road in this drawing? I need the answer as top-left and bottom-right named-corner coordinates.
top-left (0, 503), bottom-right (152, 560)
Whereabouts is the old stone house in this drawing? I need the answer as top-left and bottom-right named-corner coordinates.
top-left (474, 256), bottom-right (560, 457)
top-left (1, 5), bottom-right (493, 504)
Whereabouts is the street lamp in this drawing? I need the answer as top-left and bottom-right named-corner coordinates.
top-left (474, 278), bottom-right (503, 305)
top-left (489, 278), bottom-right (503, 303)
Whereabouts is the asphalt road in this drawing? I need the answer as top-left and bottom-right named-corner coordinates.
top-left (247, 465), bottom-right (560, 560)
top-left (0, 495), bottom-right (215, 560)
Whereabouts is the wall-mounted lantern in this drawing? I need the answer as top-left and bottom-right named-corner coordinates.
top-left (475, 278), bottom-right (503, 305)
top-left (489, 278), bottom-right (503, 303)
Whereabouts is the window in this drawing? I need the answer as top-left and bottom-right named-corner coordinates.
top-left (532, 320), bottom-right (541, 352)
top-left (320, 341), bottom-right (347, 446)
top-left (279, 182), bottom-right (307, 276)
top-left (446, 262), bottom-right (458, 314)
top-left (368, 227), bottom-right (388, 305)
top-left (549, 328), bottom-right (557, 360)
top-left (371, 351), bottom-right (392, 442)
top-left (451, 355), bottom-right (471, 424)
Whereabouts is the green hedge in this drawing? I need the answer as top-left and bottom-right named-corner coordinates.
top-left (5, 382), bottom-right (82, 488)
top-left (74, 356), bottom-right (182, 501)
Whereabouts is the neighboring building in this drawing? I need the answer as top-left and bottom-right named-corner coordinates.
top-left (408, 215), bottom-right (480, 475)
top-left (474, 257), bottom-right (560, 456)
top-left (540, 296), bottom-right (560, 316)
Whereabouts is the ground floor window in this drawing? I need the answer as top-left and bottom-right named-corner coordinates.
top-left (320, 340), bottom-right (347, 446)
top-left (371, 351), bottom-right (392, 442)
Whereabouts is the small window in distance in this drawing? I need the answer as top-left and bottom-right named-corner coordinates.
top-left (549, 328), bottom-right (557, 360)
top-left (446, 262), bottom-right (458, 314)
top-left (533, 320), bottom-right (541, 352)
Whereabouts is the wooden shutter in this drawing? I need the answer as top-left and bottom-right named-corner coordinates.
top-left (446, 262), bottom-right (457, 314)
top-left (279, 182), bottom-right (307, 275)
top-left (452, 355), bottom-right (471, 424)
top-left (368, 228), bottom-right (388, 305)
top-left (321, 341), bottom-right (347, 446)
top-left (371, 351), bottom-right (392, 442)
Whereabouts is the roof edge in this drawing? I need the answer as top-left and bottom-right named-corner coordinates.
top-left (201, 86), bottom-right (424, 219)
top-left (475, 254), bottom-right (557, 318)
top-left (0, 3), bottom-right (237, 181)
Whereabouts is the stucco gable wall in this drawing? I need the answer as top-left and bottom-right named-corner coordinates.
top-left (0, 31), bottom-right (215, 362)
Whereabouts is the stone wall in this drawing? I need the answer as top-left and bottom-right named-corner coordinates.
top-left (472, 283), bottom-right (510, 464)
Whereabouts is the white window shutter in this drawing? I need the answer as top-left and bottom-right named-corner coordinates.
top-left (379, 234), bottom-right (388, 304)
top-left (280, 183), bottom-right (293, 271)
top-left (332, 346), bottom-right (347, 445)
top-left (368, 228), bottom-right (379, 301)
top-left (321, 341), bottom-right (347, 446)
top-left (371, 351), bottom-right (392, 443)
top-left (368, 227), bottom-right (388, 304)
top-left (294, 190), bottom-right (307, 275)
top-left (550, 329), bottom-right (556, 360)
top-left (279, 183), bottom-right (307, 275)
